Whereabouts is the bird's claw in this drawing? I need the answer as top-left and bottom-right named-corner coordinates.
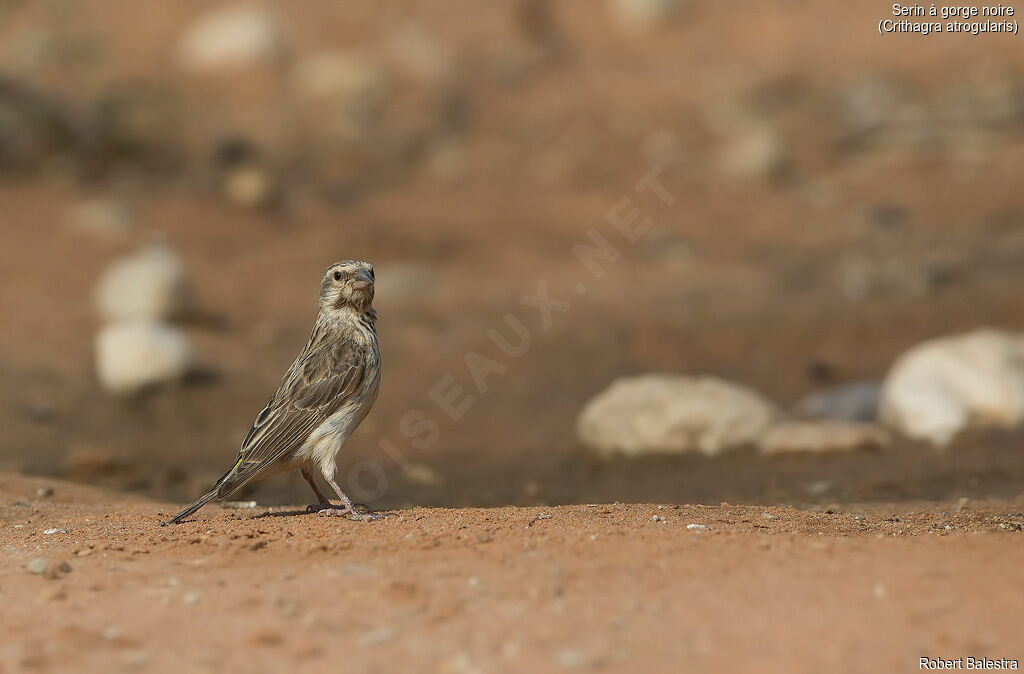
top-left (310, 504), bottom-right (394, 521)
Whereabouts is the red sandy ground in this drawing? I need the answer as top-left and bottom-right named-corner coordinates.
top-left (2, 472), bottom-right (1022, 674)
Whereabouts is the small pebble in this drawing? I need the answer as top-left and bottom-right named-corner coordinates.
top-left (555, 649), bottom-right (585, 668)
top-left (183, 591), bottom-right (202, 605)
top-left (686, 524), bottom-right (706, 530)
top-left (36, 486), bottom-right (54, 498)
top-left (222, 501), bottom-right (258, 510)
top-left (27, 557), bottom-right (48, 574)
top-left (43, 528), bottom-right (67, 535)
top-left (651, 515), bottom-right (666, 523)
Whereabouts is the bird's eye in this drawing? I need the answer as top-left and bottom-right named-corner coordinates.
top-left (333, 271), bottom-right (342, 281)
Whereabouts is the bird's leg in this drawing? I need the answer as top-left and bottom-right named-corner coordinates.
top-left (302, 467), bottom-right (332, 513)
top-left (315, 470), bottom-right (392, 521)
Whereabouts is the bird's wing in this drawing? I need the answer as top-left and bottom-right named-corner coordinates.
top-left (215, 337), bottom-right (365, 497)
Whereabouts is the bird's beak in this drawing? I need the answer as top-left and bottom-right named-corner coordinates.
top-left (351, 269), bottom-right (374, 291)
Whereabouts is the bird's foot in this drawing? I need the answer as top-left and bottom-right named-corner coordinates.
top-left (309, 503), bottom-right (395, 521)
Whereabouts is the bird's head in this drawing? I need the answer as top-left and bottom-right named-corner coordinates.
top-left (319, 260), bottom-right (375, 314)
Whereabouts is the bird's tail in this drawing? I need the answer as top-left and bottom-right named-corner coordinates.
top-left (164, 488), bottom-right (219, 525)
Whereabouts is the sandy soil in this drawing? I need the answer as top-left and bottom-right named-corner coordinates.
top-left (3, 472), bottom-right (1022, 674)
top-left (4, 0), bottom-right (1024, 511)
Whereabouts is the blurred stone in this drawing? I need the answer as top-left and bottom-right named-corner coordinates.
top-left (213, 135), bottom-right (260, 168)
top-left (609, 0), bottom-right (683, 28)
top-left (836, 79), bottom-right (897, 140)
top-left (837, 251), bottom-right (872, 301)
top-left (23, 398), bottom-right (56, 424)
top-left (641, 129), bottom-right (683, 167)
top-left (222, 501), bottom-right (258, 509)
top-left (177, 5), bottom-right (282, 72)
top-left (27, 557), bottom-right (47, 575)
top-left (1, 28), bottom-right (51, 75)
top-left (385, 23), bottom-right (454, 85)
top-left (796, 381), bottom-right (881, 422)
top-left (0, 76), bottom-right (76, 169)
top-left (62, 445), bottom-right (123, 480)
top-left (880, 329), bottom-right (1024, 445)
top-left (837, 249), bottom-right (955, 302)
top-left (403, 463), bottom-right (445, 486)
top-left (65, 198), bottom-right (133, 242)
top-left (577, 374), bottom-right (777, 457)
top-left (95, 321), bottom-right (193, 395)
top-left (760, 421), bottom-right (890, 455)
top-left (869, 203), bottom-right (907, 230)
top-left (94, 245), bottom-right (193, 322)
top-left (642, 232), bottom-right (693, 269)
top-left (292, 52), bottom-right (384, 101)
top-left (425, 139), bottom-right (465, 184)
top-left (717, 125), bottom-right (785, 179)
top-left (223, 165), bottom-right (276, 209)
top-left (291, 51), bottom-right (387, 141)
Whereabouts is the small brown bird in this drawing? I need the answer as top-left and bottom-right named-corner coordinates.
top-left (166, 260), bottom-right (382, 524)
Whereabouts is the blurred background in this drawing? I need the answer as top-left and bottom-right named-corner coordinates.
top-left (3, 0), bottom-right (1024, 511)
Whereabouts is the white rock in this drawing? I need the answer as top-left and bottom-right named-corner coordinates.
top-left (223, 165), bottom-right (275, 209)
top-left (95, 321), bottom-right (193, 395)
top-left (577, 374), bottom-right (777, 457)
top-left (759, 421), bottom-right (890, 455)
top-left (796, 381), bottom-right (881, 422)
top-left (177, 5), bottom-right (281, 72)
top-left (94, 245), bottom-right (193, 322)
top-left (717, 125), bottom-right (785, 179)
top-left (402, 462), bottom-right (445, 486)
top-left (64, 198), bottom-right (132, 241)
top-left (291, 51), bottom-right (386, 106)
top-left (290, 51), bottom-right (387, 141)
top-left (880, 329), bottom-right (1024, 445)
top-left (609, 0), bottom-right (682, 28)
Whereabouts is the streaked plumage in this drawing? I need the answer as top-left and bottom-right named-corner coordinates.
top-left (166, 260), bottom-right (381, 524)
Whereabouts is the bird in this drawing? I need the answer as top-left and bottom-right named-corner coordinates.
top-left (166, 260), bottom-right (382, 524)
